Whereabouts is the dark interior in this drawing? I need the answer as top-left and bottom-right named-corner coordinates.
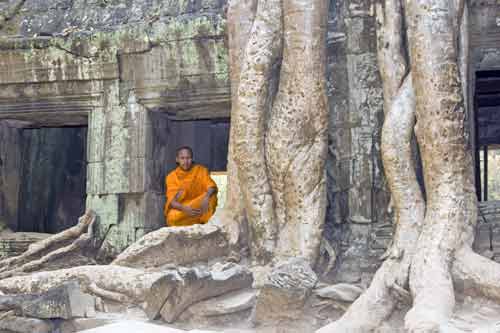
top-left (0, 124), bottom-right (87, 233)
top-left (165, 118), bottom-right (230, 174)
top-left (475, 70), bottom-right (500, 201)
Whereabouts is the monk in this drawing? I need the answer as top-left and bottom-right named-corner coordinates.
top-left (164, 146), bottom-right (218, 227)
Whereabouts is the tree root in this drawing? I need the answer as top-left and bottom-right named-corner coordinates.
top-left (0, 210), bottom-right (97, 279)
top-left (0, 265), bottom-right (165, 306)
top-left (452, 246), bottom-right (500, 302)
top-left (88, 283), bottom-right (131, 304)
top-left (318, 0), bottom-right (423, 331)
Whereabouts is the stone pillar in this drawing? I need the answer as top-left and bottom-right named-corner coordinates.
top-left (86, 82), bottom-right (168, 260)
top-left (0, 121), bottom-right (22, 231)
top-left (326, 0), bottom-right (389, 283)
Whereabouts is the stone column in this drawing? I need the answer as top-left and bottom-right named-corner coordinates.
top-left (0, 121), bottom-right (22, 232)
top-left (86, 81), bottom-right (168, 260)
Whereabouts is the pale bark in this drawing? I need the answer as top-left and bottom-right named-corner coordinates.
top-left (233, 0), bottom-right (282, 262)
top-left (0, 265), bottom-right (166, 305)
top-left (266, 0), bottom-right (329, 263)
top-left (209, 0), bottom-right (257, 246)
top-left (403, 1), bottom-right (477, 330)
top-left (222, 0), bottom-right (329, 265)
top-left (0, 210), bottom-right (97, 278)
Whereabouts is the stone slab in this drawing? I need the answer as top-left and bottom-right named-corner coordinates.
top-left (113, 224), bottom-right (229, 269)
top-left (77, 320), bottom-right (218, 333)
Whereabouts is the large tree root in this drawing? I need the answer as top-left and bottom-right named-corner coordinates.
top-left (316, 0), bottom-right (497, 332)
top-left (452, 246), bottom-right (500, 303)
top-left (222, 0), bottom-right (329, 266)
top-left (232, 0), bottom-right (282, 262)
top-left (0, 210), bottom-right (97, 279)
top-left (208, 0), bottom-right (257, 249)
top-left (0, 265), bottom-right (166, 305)
top-left (265, 0), bottom-right (329, 264)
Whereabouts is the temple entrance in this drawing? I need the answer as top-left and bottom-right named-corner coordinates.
top-left (164, 118), bottom-right (230, 208)
top-left (0, 123), bottom-right (87, 233)
top-left (475, 70), bottom-right (500, 201)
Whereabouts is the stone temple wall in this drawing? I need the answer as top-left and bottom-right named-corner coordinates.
top-left (0, 0), bottom-right (230, 260)
top-left (0, 0), bottom-right (497, 276)
top-left (0, 0), bottom-right (392, 271)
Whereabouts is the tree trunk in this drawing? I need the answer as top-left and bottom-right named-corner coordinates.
top-left (317, 0), bottom-right (424, 330)
top-left (403, 1), bottom-right (476, 330)
top-left (218, 0), bottom-right (329, 265)
top-left (318, 1), bottom-right (500, 331)
top-left (209, 0), bottom-right (257, 248)
top-left (266, 0), bottom-right (328, 264)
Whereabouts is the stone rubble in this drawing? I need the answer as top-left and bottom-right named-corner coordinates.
top-left (253, 258), bottom-right (318, 323)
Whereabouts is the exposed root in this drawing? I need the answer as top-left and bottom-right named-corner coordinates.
top-left (0, 210), bottom-right (96, 273)
top-left (317, 1), bottom-right (425, 331)
top-left (318, 237), bottom-right (337, 277)
top-left (0, 311), bottom-right (14, 321)
top-left (452, 246), bottom-right (500, 302)
top-left (403, 1), bottom-right (475, 331)
top-left (88, 283), bottom-right (131, 304)
top-left (0, 210), bottom-right (97, 279)
top-left (0, 265), bottom-right (165, 305)
top-left (232, 0), bottom-right (282, 262)
top-left (389, 280), bottom-right (411, 304)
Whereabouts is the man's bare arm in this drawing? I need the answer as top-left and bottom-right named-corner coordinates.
top-left (170, 190), bottom-right (201, 216)
top-left (200, 187), bottom-right (217, 214)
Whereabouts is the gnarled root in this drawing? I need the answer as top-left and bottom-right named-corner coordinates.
top-left (318, 0), bottom-right (424, 330)
top-left (0, 210), bottom-right (97, 279)
top-left (0, 265), bottom-right (165, 305)
top-left (452, 246), bottom-right (500, 302)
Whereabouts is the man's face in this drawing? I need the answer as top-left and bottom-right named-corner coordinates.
top-left (176, 149), bottom-right (193, 171)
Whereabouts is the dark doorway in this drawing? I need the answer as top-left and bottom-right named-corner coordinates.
top-left (475, 70), bottom-right (500, 201)
top-left (165, 118), bottom-right (230, 173)
top-left (0, 124), bottom-right (87, 233)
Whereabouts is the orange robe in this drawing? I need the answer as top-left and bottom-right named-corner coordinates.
top-left (164, 164), bottom-right (218, 227)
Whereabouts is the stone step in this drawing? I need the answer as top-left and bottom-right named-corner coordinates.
top-left (0, 232), bottom-right (51, 259)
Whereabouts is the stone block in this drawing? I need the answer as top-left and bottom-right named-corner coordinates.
top-left (144, 192), bottom-right (166, 232)
top-left (86, 162), bottom-right (105, 194)
top-left (0, 282), bottom-right (95, 320)
top-left (473, 223), bottom-right (492, 255)
top-left (103, 158), bottom-right (145, 194)
top-left (22, 282), bottom-right (95, 319)
top-left (313, 283), bottom-right (363, 302)
top-left (0, 316), bottom-right (53, 333)
top-left (76, 320), bottom-right (212, 333)
top-left (187, 288), bottom-right (256, 317)
top-left (0, 232), bottom-right (51, 259)
top-left (253, 258), bottom-right (318, 323)
top-left (345, 16), bottom-right (376, 54)
top-left (490, 224), bottom-right (500, 257)
top-left (112, 224), bottom-right (229, 269)
top-left (86, 194), bottom-right (120, 228)
top-left (58, 318), bottom-right (112, 333)
top-left (159, 263), bottom-right (253, 323)
top-left (87, 108), bottom-right (106, 163)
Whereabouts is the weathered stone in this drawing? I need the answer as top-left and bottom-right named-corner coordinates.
top-left (0, 282), bottom-right (95, 319)
top-left (77, 320), bottom-right (219, 333)
top-left (143, 273), bottom-right (177, 320)
top-left (159, 263), bottom-right (253, 323)
top-left (112, 224), bottom-right (229, 269)
top-left (187, 288), bottom-right (256, 317)
top-left (313, 283), bottom-right (363, 302)
top-left (0, 232), bottom-right (50, 259)
top-left (253, 258), bottom-right (318, 323)
top-left (0, 315), bottom-right (53, 333)
top-left (59, 318), bottom-right (112, 333)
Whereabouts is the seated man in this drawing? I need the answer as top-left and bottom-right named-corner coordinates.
top-left (164, 146), bottom-right (218, 227)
